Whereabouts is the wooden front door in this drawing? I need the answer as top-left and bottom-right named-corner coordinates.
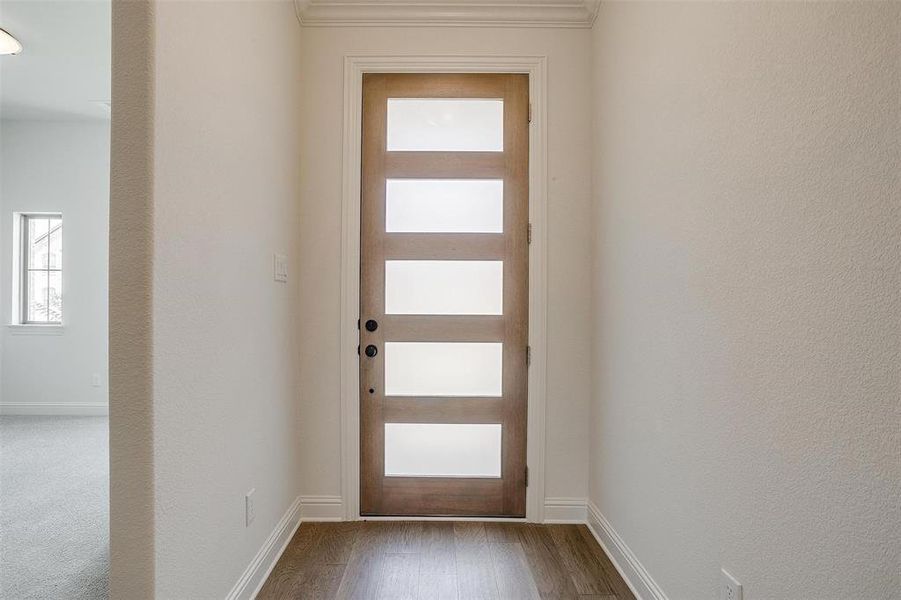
top-left (360, 73), bottom-right (529, 517)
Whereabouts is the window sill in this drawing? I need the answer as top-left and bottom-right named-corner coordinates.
top-left (8, 324), bottom-right (65, 336)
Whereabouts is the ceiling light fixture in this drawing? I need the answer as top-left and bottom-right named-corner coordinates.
top-left (0, 27), bottom-right (23, 55)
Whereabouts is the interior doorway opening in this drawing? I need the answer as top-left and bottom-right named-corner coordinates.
top-left (0, 1), bottom-right (111, 598)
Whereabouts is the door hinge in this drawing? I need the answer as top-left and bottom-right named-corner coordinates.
top-left (528, 103), bottom-right (532, 124)
top-left (525, 466), bottom-right (529, 487)
top-left (526, 345), bottom-right (531, 367)
top-left (527, 222), bottom-right (532, 244)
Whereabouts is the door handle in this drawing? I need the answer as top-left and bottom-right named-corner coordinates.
top-left (364, 344), bottom-right (378, 358)
top-left (365, 319), bottom-right (379, 332)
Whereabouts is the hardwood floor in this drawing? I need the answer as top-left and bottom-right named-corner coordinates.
top-left (257, 522), bottom-right (635, 600)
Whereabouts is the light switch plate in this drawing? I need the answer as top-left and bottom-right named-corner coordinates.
top-left (245, 488), bottom-right (256, 527)
top-left (273, 253), bottom-right (288, 283)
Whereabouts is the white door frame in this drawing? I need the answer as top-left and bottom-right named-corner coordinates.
top-left (339, 54), bottom-right (548, 522)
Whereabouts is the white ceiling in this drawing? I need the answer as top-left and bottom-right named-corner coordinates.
top-left (0, 0), bottom-right (110, 121)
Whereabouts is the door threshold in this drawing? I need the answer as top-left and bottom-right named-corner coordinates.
top-left (359, 515), bottom-right (530, 522)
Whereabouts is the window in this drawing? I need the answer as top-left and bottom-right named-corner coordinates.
top-left (18, 214), bottom-right (63, 324)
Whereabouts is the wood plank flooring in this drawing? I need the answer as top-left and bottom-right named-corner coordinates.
top-left (258, 522), bottom-right (635, 600)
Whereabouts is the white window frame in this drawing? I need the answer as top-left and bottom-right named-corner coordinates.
top-left (12, 212), bottom-right (64, 329)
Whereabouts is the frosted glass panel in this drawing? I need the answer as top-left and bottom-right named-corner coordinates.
top-left (385, 423), bottom-right (502, 477)
top-left (387, 99), bottom-right (503, 151)
top-left (385, 342), bottom-right (503, 397)
top-left (386, 179), bottom-right (503, 233)
top-left (385, 260), bottom-right (503, 315)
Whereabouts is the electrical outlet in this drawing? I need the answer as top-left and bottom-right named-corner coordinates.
top-left (91, 373), bottom-right (102, 388)
top-left (273, 253), bottom-right (288, 283)
top-left (245, 489), bottom-right (256, 527)
top-left (721, 569), bottom-right (742, 600)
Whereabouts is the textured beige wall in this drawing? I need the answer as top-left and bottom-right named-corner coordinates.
top-left (296, 26), bottom-right (595, 504)
top-left (590, 2), bottom-right (900, 599)
top-left (151, 1), bottom-right (303, 596)
top-left (111, 1), bottom-right (304, 597)
top-left (109, 0), bottom-right (155, 596)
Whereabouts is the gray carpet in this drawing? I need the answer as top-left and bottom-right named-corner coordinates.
top-left (0, 417), bottom-right (109, 600)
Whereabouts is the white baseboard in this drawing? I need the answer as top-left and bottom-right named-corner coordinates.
top-left (543, 497), bottom-right (587, 523)
top-left (298, 495), bottom-right (590, 523)
top-left (299, 495), bottom-right (345, 521)
top-left (0, 402), bottom-right (109, 416)
top-left (586, 501), bottom-right (668, 600)
top-left (226, 496), bottom-right (302, 600)
top-left (297, 495), bottom-right (590, 523)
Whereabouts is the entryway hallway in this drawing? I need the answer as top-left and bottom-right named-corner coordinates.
top-left (259, 521), bottom-right (634, 599)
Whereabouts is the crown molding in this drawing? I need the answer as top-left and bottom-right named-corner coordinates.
top-left (295, 1), bottom-right (600, 28)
